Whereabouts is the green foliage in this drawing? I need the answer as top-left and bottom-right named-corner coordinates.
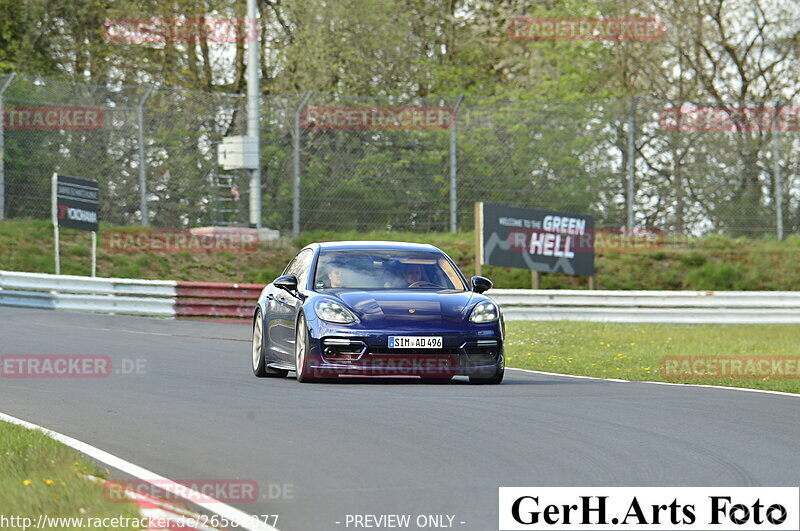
top-left (683, 262), bottom-right (745, 290)
top-left (1, 0), bottom-right (798, 237)
top-left (678, 252), bottom-right (707, 268)
top-left (2, 220), bottom-right (800, 290)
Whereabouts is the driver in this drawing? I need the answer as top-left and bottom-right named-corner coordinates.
top-left (402, 264), bottom-right (424, 287)
top-left (328, 269), bottom-right (344, 288)
top-left (317, 259), bottom-right (347, 288)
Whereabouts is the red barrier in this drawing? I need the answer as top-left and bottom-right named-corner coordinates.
top-left (175, 281), bottom-right (263, 321)
top-left (177, 282), bottom-right (263, 300)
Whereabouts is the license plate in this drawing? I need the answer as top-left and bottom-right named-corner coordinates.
top-left (388, 336), bottom-right (443, 349)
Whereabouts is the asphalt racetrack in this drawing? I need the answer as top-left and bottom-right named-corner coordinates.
top-left (1, 306), bottom-right (799, 531)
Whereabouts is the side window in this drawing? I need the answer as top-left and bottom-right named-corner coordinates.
top-left (286, 250), bottom-right (313, 289)
top-left (296, 250), bottom-right (314, 290)
top-left (283, 254), bottom-right (300, 277)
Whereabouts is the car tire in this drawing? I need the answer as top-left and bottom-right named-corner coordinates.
top-left (468, 365), bottom-right (504, 385)
top-left (252, 310), bottom-right (288, 378)
top-left (295, 314), bottom-right (316, 383)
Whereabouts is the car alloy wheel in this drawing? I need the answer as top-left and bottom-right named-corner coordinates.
top-left (253, 310), bottom-right (288, 378)
top-left (295, 314), bottom-right (314, 383)
top-left (252, 310), bottom-right (267, 377)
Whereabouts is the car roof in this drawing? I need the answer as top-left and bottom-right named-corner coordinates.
top-left (314, 241), bottom-right (440, 252)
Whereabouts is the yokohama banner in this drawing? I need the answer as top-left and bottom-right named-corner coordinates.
top-left (54, 174), bottom-right (99, 232)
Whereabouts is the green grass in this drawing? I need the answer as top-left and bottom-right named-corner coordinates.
top-left (2, 219), bottom-right (800, 290)
top-left (505, 321), bottom-right (800, 393)
top-left (3, 219), bottom-right (800, 392)
top-left (0, 421), bottom-right (142, 530)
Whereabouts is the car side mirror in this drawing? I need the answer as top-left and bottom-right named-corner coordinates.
top-left (274, 274), bottom-right (299, 295)
top-left (471, 276), bottom-right (492, 294)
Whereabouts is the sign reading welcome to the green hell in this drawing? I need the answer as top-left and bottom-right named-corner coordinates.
top-left (478, 202), bottom-right (594, 277)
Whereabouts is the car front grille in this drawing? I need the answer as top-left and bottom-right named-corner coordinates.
top-left (367, 347), bottom-right (461, 356)
top-left (320, 338), bottom-right (501, 367)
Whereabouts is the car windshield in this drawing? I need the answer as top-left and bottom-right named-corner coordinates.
top-left (314, 249), bottom-right (467, 291)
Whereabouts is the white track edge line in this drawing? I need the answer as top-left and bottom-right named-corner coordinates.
top-left (0, 411), bottom-right (279, 531)
top-left (507, 367), bottom-right (800, 398)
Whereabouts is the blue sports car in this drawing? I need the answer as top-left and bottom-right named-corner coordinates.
top-left (251, 241), bottom-right (504, 384)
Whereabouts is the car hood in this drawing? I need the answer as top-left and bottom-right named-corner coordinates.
top-left (328, 289), bottom-right (477, 327)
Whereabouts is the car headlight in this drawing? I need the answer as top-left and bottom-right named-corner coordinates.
top-left (469, 301), bottom-right (499, 323)
top-left (316, 300), bottom-right (356, 324)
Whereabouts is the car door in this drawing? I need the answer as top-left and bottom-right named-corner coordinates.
top-left (266, 252), bottom-right (301, 362)
top-left (273, 249), bottom-right (313, 361)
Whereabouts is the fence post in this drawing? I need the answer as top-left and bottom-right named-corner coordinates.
top-left (450, 95), bottom-right (464, 233)
top-left (137, 85), bottom-right (155, 226)
top-left (626, 97), bottom-right (638, 229)
top-left (247, 0), bottom-right (262, 229)
top-left (773, 101), bottom-right (783, 241)
top-left (293, 92), bottom-right (312, 237)
top-left (0, 73), bottom-right (17, 220)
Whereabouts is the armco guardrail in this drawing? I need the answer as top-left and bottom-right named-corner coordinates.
top-left (2, 271), bottom-right (800, 324)
top-left (488, 289), bottom-right (800, 324)
top-left (0, 271), bottom-right (177, 317)
top-left (0, 271), bottom-right (261, 321)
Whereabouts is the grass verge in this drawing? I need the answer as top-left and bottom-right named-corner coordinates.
top-left (0, 420), bottom-right (142, 530)
top-left (2, 219), bottom-right (800, 290)
top-left (505, 321), bottom-right (800, 394)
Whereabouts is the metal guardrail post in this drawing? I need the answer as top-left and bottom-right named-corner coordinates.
top-left (0, 73), bottom-right (17, 220)
top-left (293, 91), bottom-right (313, 237)
top-left (773, 101), bottom-right (784, 241)
top-left (450, 95), bottom-right (464, 233)
top-left (626, 97), bottom-right (638, 229)
top-left (137, 85), bottom-right (155, 226)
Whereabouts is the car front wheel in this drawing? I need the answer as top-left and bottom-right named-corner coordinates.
top-left (252, 310), bottom-right (288, 378)
top-left (294, 314), bottom-right (316, 383)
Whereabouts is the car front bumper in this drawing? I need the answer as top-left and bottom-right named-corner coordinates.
top-left (304, 330), bottom-right (504, 378)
